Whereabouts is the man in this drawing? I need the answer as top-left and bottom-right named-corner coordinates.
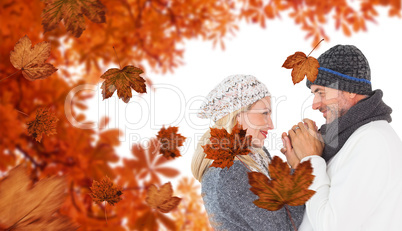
top-left (281, 45), bottom-right (402, 231)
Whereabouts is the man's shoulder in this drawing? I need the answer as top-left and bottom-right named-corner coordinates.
top-left (352, 120), bottom-right (398, 140)
top-left (344, 120), bottom-right (402, 155)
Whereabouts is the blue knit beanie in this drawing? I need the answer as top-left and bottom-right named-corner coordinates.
top-left (306, 45), bottom-right (372, 94)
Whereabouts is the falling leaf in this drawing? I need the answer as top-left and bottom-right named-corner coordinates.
top-left (282, 51), bottom-right (319, 84)
top-left (27, 108), bottom-right (59, 142)
top-left (248, 156), bottom-right (315, 211)
top-left (202, 122), bottom-right (252, 169)
top-left (100, 65), bottom-right (146, 103)
top-left (156, 126), bottom-right (186, 159)
top-left (41, 0), bottom-right (106, 38)
top-left (0, 165), bottom-right (76, 230)
top-left (146, 182), bottom-right (181, 213)
top-left (9, 35), bottom-right (57, 81)
top-left (90, 176), bottom-right (123, 206)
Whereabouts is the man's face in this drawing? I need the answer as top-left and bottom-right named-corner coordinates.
top-left (310, 85), bottom-right (354, 124)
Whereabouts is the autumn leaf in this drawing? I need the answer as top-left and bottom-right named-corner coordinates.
top-left (0, 165), bottom-right (76, 230)
top-left (90, 176), bottom-right (123, 206)
top-left (9, 35), bottom-right (57, 81)
top-left (100, 65), bottom-right (147, 103)
top-left (202, 122), bottom-right (252, 169)
top-left (156, 126), bottom-right (186, 159)
top-left (41, 0), bottom-right (106, 38)
top-left (282, 51), bottom-right (319, 84)
top-left (146, 182), bottom-right (181, 213)
top-left (27, 108), bottom-right (59, 142)
top-left (248, 156), bottom-right (315, 211)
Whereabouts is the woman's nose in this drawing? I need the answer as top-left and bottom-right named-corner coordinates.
top-left (267, 115), bottom-right (274, 130)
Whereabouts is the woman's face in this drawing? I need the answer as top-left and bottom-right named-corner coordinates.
top-left (237, 96), bottom-right (273, 148)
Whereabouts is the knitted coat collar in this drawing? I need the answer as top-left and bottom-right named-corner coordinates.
top-left (319, 89), bottom-right (392, 163)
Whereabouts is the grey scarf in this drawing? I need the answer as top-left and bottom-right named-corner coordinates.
top-left (319, 90), bottom-right (392, 163)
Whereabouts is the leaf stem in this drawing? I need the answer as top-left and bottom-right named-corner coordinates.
top-left (285, 205), bottom-right (297, 231)
top-left (104, 201), bottom-right (108, 224)
top-left (113, 46), bottom-right (122, 69)
top-left (235, 156), bottom-right (253, 172)
top-left (0, 70), bottom-right (20, 82)
top-left (15, 109), bottom-right (29, 116)
top-left (307, 39), bottom-right (324, 57)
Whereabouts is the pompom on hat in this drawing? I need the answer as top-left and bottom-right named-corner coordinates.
top-left (198, 74), bottom-right (271, 122)
top-left (306, 44), bottom-right (372, 94)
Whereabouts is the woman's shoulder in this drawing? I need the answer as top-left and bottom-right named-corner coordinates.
top-left (202, 161), bottom-right (249, 185)
top-left (201, 160), bottom-right (255, 204)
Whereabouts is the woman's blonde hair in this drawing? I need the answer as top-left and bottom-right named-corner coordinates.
top-left (191, 103), bottom-right (267, 182)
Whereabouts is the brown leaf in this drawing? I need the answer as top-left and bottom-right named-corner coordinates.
top-left (156, 126), bottom-right (186, 159)
top-left (282, 51), bottom-right (319, 84)
top-left (248, 156), bottom-right (315, 211)
top-left (27, 108), bottom-right (59, 142)
top-left (146, 182), bottom-right (181, 213)
top-left (0, 166), bottom-right (76, 230)
top-left (9, 35), bottom-right (57, 81)
top-left (90, 176), bottom-right (122, 206)
top-left (202, 122), bottom-right (252, 169)
top-left (41, 0), bottom-right (106, 38)
top-left (100, 65), bottom-right (146, 103)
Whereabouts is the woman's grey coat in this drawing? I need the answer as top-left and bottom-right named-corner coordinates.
top-left (201, 151), bottom-right (305, 230)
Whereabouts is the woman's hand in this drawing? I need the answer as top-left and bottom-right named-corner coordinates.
top-left (281, 132), bottom-right (300, 169)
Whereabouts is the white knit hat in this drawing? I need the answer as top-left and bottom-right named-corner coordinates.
top-left (198, 74), bottom-right (271, 122)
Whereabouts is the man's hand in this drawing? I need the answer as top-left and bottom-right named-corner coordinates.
top-left (288, 118), bottom-right (324, 160)
top-left (281, 132), bottom-right (300, 169)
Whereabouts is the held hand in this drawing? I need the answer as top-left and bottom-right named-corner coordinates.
top-left (280, 132), bottom-right (300, 169)
top-left (288, 118), bottom-right (324, 160)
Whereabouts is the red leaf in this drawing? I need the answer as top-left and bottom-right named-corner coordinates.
top-left (202, 122), bottom-right (252, 169)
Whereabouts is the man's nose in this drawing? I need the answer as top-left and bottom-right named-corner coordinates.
top-left (312, 95), bottom-right (321, 110)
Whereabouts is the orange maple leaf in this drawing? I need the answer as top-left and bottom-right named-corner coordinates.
top-left (282, 51), bottom-right (319, 84)
top-left (145, 182), bottom-right (181, 213)
top-left (41, 0), bottom-right (106, 38)
top-left (27, 108), bottom-right (59, 142)
top-left (156, 126), bottom-right (186, 159)
top-left (248, 156), bottom-right (315, 211)
top-left (202, 122), bottom-right (252, 169)
top-left (0, 166), bottom-right (76, 230)
top-left (9, 35), bottom-right (58, 81)
top-left (100, 65), bottom-right (146, 103)
top-left (90, 176), bottom-right (123, 206)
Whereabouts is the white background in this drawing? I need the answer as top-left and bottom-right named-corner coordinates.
top-left (83, 9), bottom-right (402, 187)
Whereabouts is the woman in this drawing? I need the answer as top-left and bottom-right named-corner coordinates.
top-left (191, 74), bottom-right (304, 230)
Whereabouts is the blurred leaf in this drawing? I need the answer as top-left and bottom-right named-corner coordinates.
top-left (0, 166), bottom-right (76, 230)
top-left (41, 0), bottom-right (106, 37)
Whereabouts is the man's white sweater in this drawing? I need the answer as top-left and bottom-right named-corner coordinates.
top-left (299, 120), bottom-right (402, 231)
